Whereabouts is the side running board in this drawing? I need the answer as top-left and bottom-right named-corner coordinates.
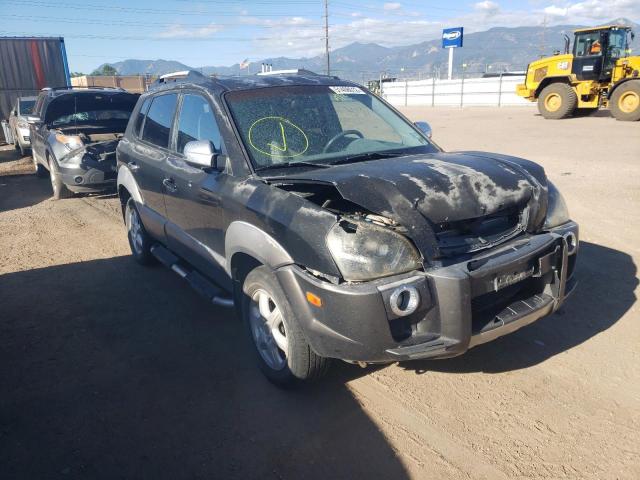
top-left (151, 244), bottom-right (235, 308)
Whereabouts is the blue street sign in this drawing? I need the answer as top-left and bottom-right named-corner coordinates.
top-left (442, 27), bottom-right (464, 48)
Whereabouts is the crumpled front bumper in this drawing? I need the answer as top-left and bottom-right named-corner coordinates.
top-left (57, 161), bottom-right (117, 193)
top-left (276, 222), bottom-right (578, 363)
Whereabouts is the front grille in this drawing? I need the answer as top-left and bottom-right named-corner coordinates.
top-left (471, 276), bottom-right (547, 334)
top-left (435, 205), bottom-right (528, 256)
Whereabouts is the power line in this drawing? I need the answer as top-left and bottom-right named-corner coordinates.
top-left (324, 0), bottom-right (330, 75)
top-left (0, 14), bottom-right (324, 29)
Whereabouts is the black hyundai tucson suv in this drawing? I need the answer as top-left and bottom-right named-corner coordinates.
top-left (116, 70), bottom-right (578, 385)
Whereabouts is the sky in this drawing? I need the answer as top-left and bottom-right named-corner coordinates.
top-left (2, 0), bottom-right (639, 72)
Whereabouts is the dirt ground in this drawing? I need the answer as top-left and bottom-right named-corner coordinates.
top-left (1, 107), bottom-right (639, 479)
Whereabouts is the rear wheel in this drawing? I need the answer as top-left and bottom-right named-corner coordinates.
top-left (241, 266), bottom-right (330, 386)
top-left (537, 83), bottom-right (577, 119)
top-left (125, 198), bottom-right (156, 265)
top-left (610, 81), bottom-right (640, 121)
top-left (48, 157), bottom-right (73, 200)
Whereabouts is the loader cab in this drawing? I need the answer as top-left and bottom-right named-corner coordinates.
top-left (572, 26), bottom-right (633, 81)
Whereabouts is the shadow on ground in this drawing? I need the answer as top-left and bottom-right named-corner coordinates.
top-left (0, 173), bottom-right (51, 213)
top-left (0, 256), bottom-right (408, 479)
top-left (401, 241), bottom-right (637, 374)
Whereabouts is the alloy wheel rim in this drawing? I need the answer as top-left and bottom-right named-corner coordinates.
top-left (545, 93), bottom-right (561, 112)
top-left (49, 163), bottom-right (58, 193)
top-left (619, 91), bottom-right (639, 113)
top-left (249, 289), bottom-right (288, 371)
top-left (127, 207), bottom-right (144, 254)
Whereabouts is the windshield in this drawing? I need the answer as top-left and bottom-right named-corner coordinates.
top-left (51, 110), bottom-right (131, 126)
top-left (45, 92), bottom-right (138, 127)
top-left (19, 99), bottom-right (35, 115)
top-left (225, 85), bottom-right (437, 171)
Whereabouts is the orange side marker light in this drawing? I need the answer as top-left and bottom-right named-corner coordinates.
top-left (306, 292), bottom-right (322, 307)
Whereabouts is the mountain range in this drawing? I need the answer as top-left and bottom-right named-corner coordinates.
top-left (98, 18), bottom-right (639, 81)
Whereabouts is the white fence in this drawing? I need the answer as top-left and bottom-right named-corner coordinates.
top-left (381, 75), bottom-right (532, 107)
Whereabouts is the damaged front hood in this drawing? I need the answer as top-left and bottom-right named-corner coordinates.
top-left (271, 151), bottom-right (548, 258)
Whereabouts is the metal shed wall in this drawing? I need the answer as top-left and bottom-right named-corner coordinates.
top-left (0, 37), bottom-right (70, 142)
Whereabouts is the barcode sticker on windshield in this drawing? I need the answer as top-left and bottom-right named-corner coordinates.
top-left (330, 86), bottom-right (365, 95)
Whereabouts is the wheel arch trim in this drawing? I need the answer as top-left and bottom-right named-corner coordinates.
top-left (117, 166), bottom-right (143, 205)
top-left (534, 76), bottom-right (573, 98)
top-left (225, 221), bottom-right (293, 276)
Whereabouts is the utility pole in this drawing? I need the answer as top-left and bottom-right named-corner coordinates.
top-left (324, 0), bottom-right (330, 75)
top-left (540, 14), bottom-right (548, 57)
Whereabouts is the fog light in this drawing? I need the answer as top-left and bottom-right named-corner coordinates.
top-left (74, 176), bottom-right (83, 184)
top-left (389, 285), bottom-right (419, 317)
top-left (564, 232), bottom-right (577, 255)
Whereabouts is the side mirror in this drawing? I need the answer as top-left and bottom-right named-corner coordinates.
top-left (26, 115), bottom-right (41, 125)
top-left (184, 140), bottom-right (224, 170)
top-left (11, 109), bottom-right (17, 116)
top-left (414, 121), bottom-right (432, 139)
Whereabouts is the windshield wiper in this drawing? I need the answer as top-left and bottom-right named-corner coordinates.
top-left (255, 161), bottom-right (329, 173)
top-left (329, 151), bottom-right (409, 166)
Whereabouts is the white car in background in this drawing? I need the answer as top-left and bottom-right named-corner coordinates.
top-left (9, 96), bottom-right (37, 156)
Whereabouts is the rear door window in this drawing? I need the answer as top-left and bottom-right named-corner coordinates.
top-left (142, 93), bottom-right (178, 148)
top-left (176, 94), bottom-right (222, 154)
top-left (134, 97), bottom-right (152, 137)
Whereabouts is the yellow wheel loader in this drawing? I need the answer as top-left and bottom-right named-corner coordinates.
top-left (516, 25), bottom-right (640, 121)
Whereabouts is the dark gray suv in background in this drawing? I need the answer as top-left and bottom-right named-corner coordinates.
top-left (117, 70), bottom-right (578, 385)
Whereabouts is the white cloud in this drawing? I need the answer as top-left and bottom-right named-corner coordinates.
top-left (475, 1), bottom-right (500, 15)
top-left (156, 23), bottom-right (223, 39)
top-left (383, 2), bottom-right (402, 11)
top-left (240, 0), bottom-right (640, 60)
top-left (543, 0), bottom-right (640, 22)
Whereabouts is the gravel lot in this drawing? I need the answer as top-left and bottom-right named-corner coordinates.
top-left (1, 107), bottom-right (639, 479)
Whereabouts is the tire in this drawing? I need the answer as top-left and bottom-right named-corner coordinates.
top-left (48, 157), bottom-right (74, 200)
top-left (124, 197), bottom-right (156, 265)
top-left (241, 266), bottom-right (331, 386)
top-left (537, 83), bottom-right (578, 119)
top-left (610, 81), bottom-right (640, 121)
top-left (34, 156), bottom-right (48, 178)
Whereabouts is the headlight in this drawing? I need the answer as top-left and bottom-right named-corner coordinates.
top-left (544, 181), bottom-right (570, 229)
top-left (55, 134), bottom-right (84, 151)
top-left (326, 219), bottom-right (421, 281)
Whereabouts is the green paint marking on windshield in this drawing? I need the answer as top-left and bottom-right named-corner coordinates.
top-left (248, 116), bottom-right (309, 158)
top-left (267, 121), bottom-right (288, 152)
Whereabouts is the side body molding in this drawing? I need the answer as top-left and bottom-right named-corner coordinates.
top-left (225, 221), bottom-right (294, 275)
top-left (117, 165), bottom-right (143, 205)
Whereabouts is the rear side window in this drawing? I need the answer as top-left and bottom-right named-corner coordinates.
top-left (176, 94), bottom-right (222, 153)
top-left (134, 97), bottom-right (152, 137)
top-left (142, 93), bottom-right (178, 148)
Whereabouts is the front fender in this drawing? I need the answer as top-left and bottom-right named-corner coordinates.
top-left (224, 221), bottom-right (293, 276)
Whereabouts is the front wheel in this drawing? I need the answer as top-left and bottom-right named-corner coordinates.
top-left (610, 81), bottom-right (640, 121)
top-left (537, 83), bottom-right (577, 119)
top-left (242, 266), bottom-right (330, 386)
top-left (34, 156), bottom-right (48, 178)
top-left (48, 158), bottom-right (73, 200)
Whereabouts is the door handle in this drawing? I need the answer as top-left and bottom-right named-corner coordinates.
top-left (163, 177), bottom-right (178, 193)
top-left (127, 161), bottom-right (140, 172)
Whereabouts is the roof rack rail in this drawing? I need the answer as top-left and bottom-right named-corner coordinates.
top-left (42, 85), bottom-right (127, 92)
top-left (150, 70), bottom-right (210, 88)
top-left (257, 68), bottom-right (321, 77)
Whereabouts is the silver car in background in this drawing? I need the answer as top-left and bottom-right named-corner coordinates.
top-left (8, 96), bottom-right (37, 156)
